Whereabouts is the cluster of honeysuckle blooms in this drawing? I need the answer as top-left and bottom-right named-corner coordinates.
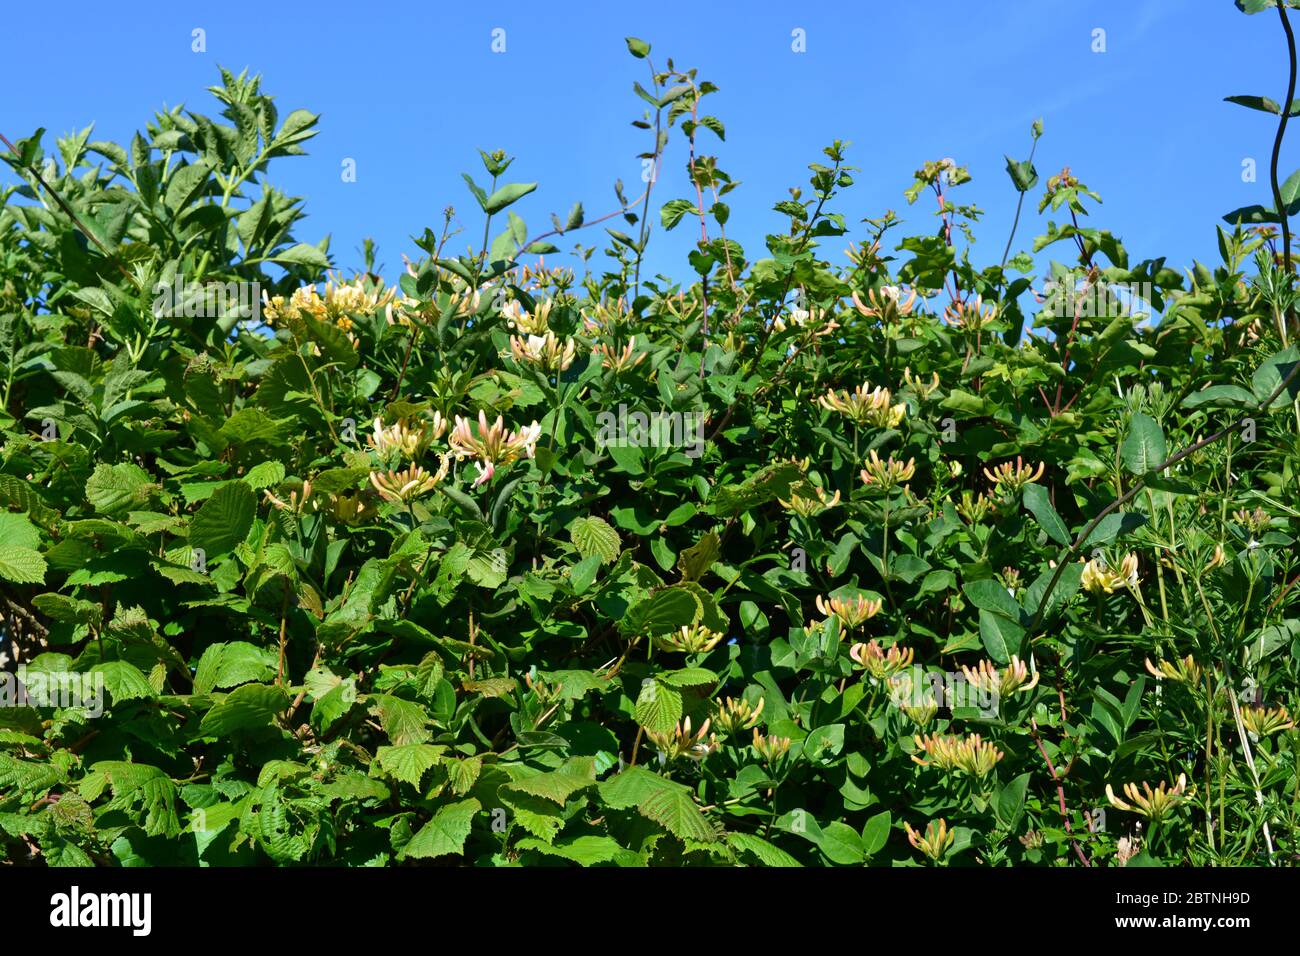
top-left (264, 480), bottom-right (315, 515)
top-left (902, 366), bottom-right (941, 401)
top-left (815, 593), bottom-right (883, 629)
top-left (912, 732), bottom-right (1005, 779)
top-left (1081, 552), bottom-right (1140, 595)
top-left (859, 449), bottom-right (917, 493)
top-left (961, 656), bottom-right (1040, 698)
top-left (943, 295), bottom-right (998, 333)
top-left (593, 337), bottom-right (646, 373)
top-left (1144, 654), bottom-right (1203, 685)
top-left (778, 481), bottom-right (843, 518)
top-left (818, 382), bottom-right (907, 429)
top-left (367, 413), bottom-right (447, 461)
top-left (1241, 704), bottom-right (1295, 737)
top-left (647, 716), bottom-right (717, 762)
top-left (507, 330), bottom-right (578, 373)
top-left (1233, 506), bottom-right (1271, 535)
top-left (955, 489), bottom-right (994, 524)
top-left (751, 727), bottom-right (792, 765)
top-left (1106, 774), bottom-right (1190, 824)
top-left (852, 285), bottom-right (918, 325)
top-left (982, 456), bottom-right (1046, 495)
top-left (905, 818), bottom-right (954, 862)
top-left (654, 623), bottom-right (725, 654)
top-left (886, 670), bottom-right (940, 726)
top-left (369, 458), bottom-right (451, 504)
top-left (711, 696), bottom-right (765, 735)
top-left (448, 411), bottom-right (543, 487)
top-left (262, 272), bottom-right (397, 335)
top-left (849, 640), bottom-right (914, 680)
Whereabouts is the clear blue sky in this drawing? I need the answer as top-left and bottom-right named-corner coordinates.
top-left (2, 0), bottom-right (1288, 286)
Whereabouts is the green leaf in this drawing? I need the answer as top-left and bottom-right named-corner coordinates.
top-left (1120, 412), bottom-right (1167, 475)
top-left (1022, 484), bottom-right (1069, 545)
top-left (375, 744), bottom-right (444, 787)
top-left (979, 608), bottom-right (1024, 664)
top-left (861, 810), bottom-right (891, 857)
top-left (197, 683), bottom-right (289, 737)
top-left (661, 198), bottom-right (698, 230)
top-left (0, 512), bottom-right (40, 550)
top-left (625, 36), bottom-right (651, 58)
top-left (189, 480), bottom-right (256, 556)
top-left (85, 462), bottom-right (155, 515)
top-left (1224, 94), bottom-right (1281, 114)
top-left (728, 832), bottom-right (802, 866)
top-left (570, 516), bottom-right (621, 564)
top-left (622, 588), bottom-right (700, 637)
top-left (0, 547), bottom-right (46, 584)
top-left (402, 798), bottom-right (480, 860)
top-left (634, 680), bottom-right (682, 735)
top-left (1251, 344), bottom-right (1300, 410)
top-left (483, 182), bottom-right (537, 215)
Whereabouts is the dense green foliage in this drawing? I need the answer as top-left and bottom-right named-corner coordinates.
top-left (2, 14), bottom-right (1299, 867)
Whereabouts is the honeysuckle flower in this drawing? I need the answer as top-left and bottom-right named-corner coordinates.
top-left (508, 330), bottom-right (577, 372)
top-left (449, 411), bottom-right (542, 479)
top-left (912, 733), bottom-right (964, 771)
top-left (581, 297), bottom-right (633, 335)
top-left (961, 656), bottom-right (1039, 698)
top-left (1081, 552), bottom-right (1140, 595)
top-left (515, 258), bottom-right (575, 291)
top-left (1106, 774), bottom-right (1189, 824)
top-left (712, 696), bottom-right (765, 735)
top-left (905, 818), bottom-right (955, 862)
top-left (368, 457), bottom-right (449, 503)
top-left (1144, 654), bottom-right (1202, 685)
top-left (655, 623), bottom-right (725, 654)
top-left (889, 671), bottom-right (940, 726)
top-left (1233, 506), bottom-right (1270, 535)
top-left (648, 716), bottom-right (717, 762)
top-left (329, 491), bottom-right (378, 524)
top-left (1203, 543), bottom-right (1227, 573)
top-left (368, 417), bottom-right (429, 460)
top-left (1115, 836), bottom-right (1141, 866)
top-left (819, 383), bottom-right (907, 428)
top-left (859, 450), bottom-right (916, 492)
top-left (902, 366), bottom-right (940, 400)
top-left (950, 733), bottom-right (1005, 778)
top-left (816, 594), bottom-right (882, 629)
top-left (850, 640), bottom-right (914, 680)
top-left (778, 482), bottom-right (842, 517)
top-left (504, 297), bottom-right (554, 335)
top-left (956, 490), bottom-right (992, 524)
top-left (593, 336), bottom-right (647, 372)
top-left (852, 285), bottom-right (917, 324)
top-left (1241, 704), bottom-right (1295, 737)
top-left (982, 456), bottom-right (1046, 494)
top-left (943, 296), bottom-right (997, 332)
top-left (1020, 829), bottom-right (1045, 851)
top-left (262, 272), bottom-right (396, 331)
top-left (751, 727), bottom-right (792, 764)
top-left (264, 480), bottom-right (314, 514)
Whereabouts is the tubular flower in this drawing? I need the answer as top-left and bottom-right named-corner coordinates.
top-left (889, 672), bottom-right (939, 726)
top-left (368, 457), bottom-right (449, 503)
top-left (951, 734), bottom-right (1005, 778)
top-left (648, 717), bottom-right (717, 762)
top-left (1143, 654), bottom-right (1203, 685)
top-left (655, 624), bottom-right (725, 654)
top-left (503, 298), bottom-right (554, 335)
top-left (819, 383), bottom-right (907, 428)
top-left (912, 733), bottom-right (964, 771)
top-left (368, 417), bottom-right (429, 460)
top-left (752, 727), bottom-right (792, 764)
top-left (1241, 704), bottom-right (1295, 737)
top-left (860, 450), bottom-right (916, 492)
top-left (1232, 507), bottom-right (1270, 535)
top-left (508, 330), bottom-right (577, 373)
top-left (1115, 836), bottom-right (1141, 867)
top-left (265, 480), bottom-right (314, 514)
top-left (593, 336), bottom-right (647, 372)
top-left (943, 296), bottom-right (997, 332)
top-left (956, 490), bottom-right (993, 524)
top-left (1106, 774), bottom-right (1190, 824)
top-left (712, 696), bottom-right (765, 735)
top-left (816, 594), bottom-right (883, 629)
top-left (329, 491), bottom-right (378, 525)
top-left (905, 819), bottom-right (955, 862)
top-left (961, 656), bottom-right (1040, 698)
top-left (849, 640), bottom-right (914, 680)
top-left (263, 272), bottom-right (396, 331)
top-left (1203, 543), bottom-right (1226, 573)
top-left (1081, 552), bottom-right (1140, 595)
top-left (778, 482), bottom-right (842, 517)
top-left (515, 258), bottom-right (575, 292)
top-left (982, 456), bottom-right (1046, 495)
top-left (581, 297), bottom-right (633, 336)
top-left (851, 285), bottom-right (917, 324)
top-left (902, 367), bottom-right (941, 400)
top-left (449, 411), bottom-right (542, 483)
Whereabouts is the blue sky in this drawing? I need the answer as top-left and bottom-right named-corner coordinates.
top-left (1, 0), bottom-right (1288, 287)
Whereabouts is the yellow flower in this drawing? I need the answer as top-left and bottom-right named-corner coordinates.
top-left (508, 330), bottom-right (577, 372)
top-left (367, 417), bottom-right (429, 460)
top-left (961, 656), bottom-right (1039, 698)
top-left (593, 336), bottom-right (647, 372)
top-left (1143, 654), bottom-right (1202, 685)
top-left (912, 733), bottom-right (963, 771)
top-left (1232, 507), bottom-right (1270, 535)
top-left (1081, 552), bottom-right (1140, 595)
top-left (982, 456), bottom-right (1046, 494)
top-left (368, 457), bottom-right (449, 503)
top-left (712, 696), bottom-right (765, 735)
top-left (955, 490), bottom-right (992, 524)
top-left (951, 733), bottom-right (1004, 778)
top-left (655, 624), bottom-right (725, 654)
top-left (905, 818), bottom-right (955, 862)
top-left (851, 285), bottom-right (917, 324)
top-left (816, 594), bottom-right (882, 629)
top-left (1241, 704), bottom-right (1295, 737)
top-left (1203, 543), bottom-right (1226, 573)
top-left (752, 727), bottom-right (792, 764)
top-left (819, 383), bottom-right (907, 428)
top-left (779, 481), bottom-right (842, 518)
top-left (943, 296), bottom-right (997, 332)
top-left (648, 716), bottom-right (717, 762)
top-left (449, 411), bottom-right (542, 486)
top-left (849, 640), bottom-right (913, 679)
top-left (902, 367), bottom-right (941, 400)
top-left (1106, 774), bottom-right (1189, 824)
top-left (860, 450), bottom-right (916, 492)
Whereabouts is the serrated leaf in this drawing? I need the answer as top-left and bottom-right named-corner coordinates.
top-left (189, 480), bottom-right (255, 556)
top-left (402, 799), bottom-right (480, 860)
